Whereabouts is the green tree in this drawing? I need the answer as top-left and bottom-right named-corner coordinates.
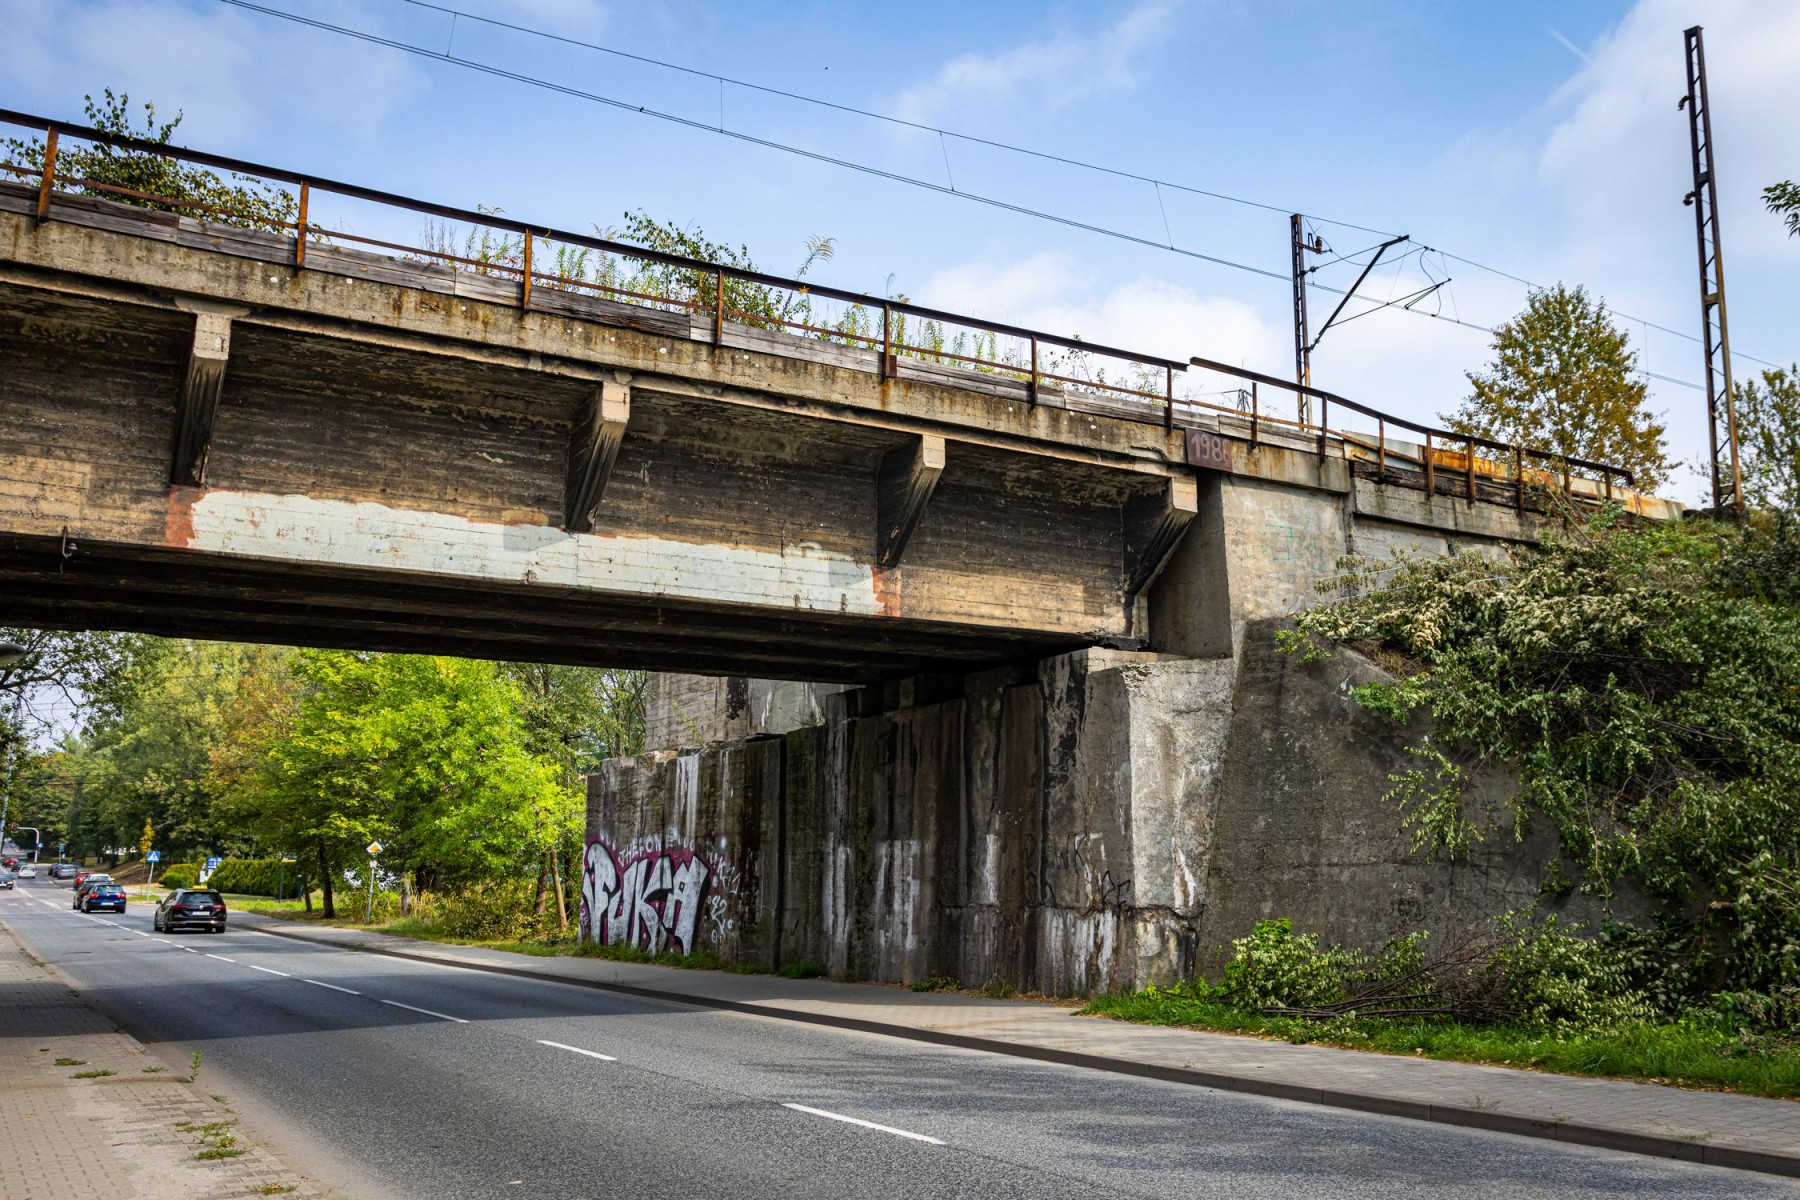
top-left (1445, 285), bottom-right (1671, 491)
top-left (229, 652), bottom-right (575, 916)
top-left (3, 90), bottom-right (295, 232)
top-left (1766, 181), bottom-right (1800, 238)
top-left (68, 640), bottom-right (285, 862)
top-left (499, 663), bottom-right (644, 925)
top-left (1735, 365), bottom-right (1800, 513)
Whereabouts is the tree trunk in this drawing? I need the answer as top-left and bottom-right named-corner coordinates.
top-left (300, 864), bottom-right (313, 913)
top-left (552, 851), bottom-right (568, 933)
top-left (533, 855), bottom-right (549, 917)
top-left (317, 841), bottom-right (336, 919)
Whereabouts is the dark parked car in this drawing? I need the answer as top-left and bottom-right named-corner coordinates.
top-left (155, 889), bottom-right (227, 934)
top-left (0, 871), bottom-right (13, 890)
top-left (72, 874), bottom-right (114, 908)
top-left (81, 884), bottom-right (127, 913)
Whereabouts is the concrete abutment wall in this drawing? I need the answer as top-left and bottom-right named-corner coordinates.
top-left (585, 471), bottom-right (1605, 995)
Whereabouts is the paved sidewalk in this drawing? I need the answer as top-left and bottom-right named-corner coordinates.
top-left (0, 919), bottom-right (327, 1200)
top-left (240, 912), bottom-right (1800, 1180)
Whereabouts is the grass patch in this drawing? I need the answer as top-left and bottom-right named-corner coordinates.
top-left (912, 974), bottom-right (959, 993)
top-left (70, 1068), bottom-right (116, 1078)
top-left (252, 1186), bottom-right (298, 1195)
top-left (194, 1145), bottom-right (247, 1160)
top-left (1079, 990), bottom-right (1800, 1100)
top-left (141, 1065), bottom-right (168, 1073)
top-left (54, 1057), bottom-right (86, 1066)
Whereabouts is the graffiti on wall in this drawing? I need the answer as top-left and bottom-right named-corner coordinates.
top-left (580, 839), bottom-right (712, 955)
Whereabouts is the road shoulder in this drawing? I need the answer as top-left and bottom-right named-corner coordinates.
top-left (0, 914), bottom-right (330, 1200)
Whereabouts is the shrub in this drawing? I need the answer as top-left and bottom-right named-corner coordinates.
top-left (1219, 918), bottom-right (1355, 1009)
top-left (205, 859), bottom-right (294, 897)
top-left (158, 865), bottom-right (198, 890)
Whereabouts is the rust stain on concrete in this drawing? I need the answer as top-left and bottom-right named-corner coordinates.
top-left (163, 485), bottom-right (202, 548)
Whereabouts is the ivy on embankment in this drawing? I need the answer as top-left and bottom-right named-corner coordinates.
top-left (1277, 508), bottom-right (1800, 1010)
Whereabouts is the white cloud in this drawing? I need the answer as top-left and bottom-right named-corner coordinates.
top-left (919, 250), bottom-right (1279, 371)
top-left (0, 0), bottom-right (425, 141)
top-left (894, 1), bottom-right (1178, 124)
top-left (1540, 0), bottom-right (1800, 274)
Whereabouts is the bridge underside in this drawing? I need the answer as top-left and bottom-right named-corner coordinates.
top-left (0, 199), bottom-right (1199, 680)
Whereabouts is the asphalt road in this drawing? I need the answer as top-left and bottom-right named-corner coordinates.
top-left (3, 879), bottom-right (1792, 1200)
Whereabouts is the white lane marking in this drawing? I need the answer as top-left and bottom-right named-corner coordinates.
top-left (133, 930), bottom-right (153, 937)
top-left (780, 1104), bottom-right (944, 1145)
top-left (205, 953), bottom-right (237, 963)
top-left (378, 998), bottom-right (468, 1023)
top-left (537, 1039), bottom-right (617, 1062)
top-left (302, 979), bottom-right (361, 995)
top-left (247, 964), bottom-right (290, 977)
top-left (179, 946), bottom-right (199, 953)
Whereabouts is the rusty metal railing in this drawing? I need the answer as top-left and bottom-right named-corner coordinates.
top-left (0, 107), bottom-right (1636, 507)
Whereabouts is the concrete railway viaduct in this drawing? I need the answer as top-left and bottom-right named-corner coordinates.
top-left (0, 113), bottom-right (1673, 994)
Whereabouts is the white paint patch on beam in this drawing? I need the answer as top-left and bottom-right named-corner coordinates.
top-left (178, 490), bottom-right (885, 617)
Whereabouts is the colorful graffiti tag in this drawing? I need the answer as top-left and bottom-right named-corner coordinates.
top-left (580, 839), bottom-right (712, 955)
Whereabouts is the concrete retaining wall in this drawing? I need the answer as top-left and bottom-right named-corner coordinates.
top-left (587, 474), bottom-right (1614, 996)
top-left (587, 620), bottom-right (1615, 995)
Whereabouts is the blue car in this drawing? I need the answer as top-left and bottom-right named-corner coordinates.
top-left (81, 884), bottom-right (128, 913)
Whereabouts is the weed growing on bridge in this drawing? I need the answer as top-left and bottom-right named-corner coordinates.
top-left (3, 91), bottom-right (296, 233)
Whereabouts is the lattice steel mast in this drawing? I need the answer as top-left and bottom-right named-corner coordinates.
top-left (1682, 25), bottom-right (1743, 514)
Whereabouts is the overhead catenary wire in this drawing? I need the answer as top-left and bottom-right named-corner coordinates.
top-left (219, 0), bottom-right (1779, 382)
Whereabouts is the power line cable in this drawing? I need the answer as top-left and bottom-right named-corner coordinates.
top-left (220, 0), bottom-right (1775, 383)
top-left (217, 0), bottom-right (1297, 284)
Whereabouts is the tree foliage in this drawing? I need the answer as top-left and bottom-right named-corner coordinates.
top-left (219, 651), bottom-right (579, 896)
top-left (1767, 180), bottom-right (1800, 239)
top-left (1735, 364), bottom-right (1800, 514)
top-left (1444, 285), bottom-right (1671, 491)
top-left (3, 90), bottom-right (295, 231)
top-left (1286, 513), bottom-right (1800, 1002)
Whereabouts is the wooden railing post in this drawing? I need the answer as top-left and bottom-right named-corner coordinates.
top-left (520, 229), bottom-right (534, 309)
top-left (294, 182), bottom-right (308, 269)
top-left (1466, 438), bottom-right (1477, 502)
top-left (1028, 336), bottom-right (1038, 405)
top-left (1515, 446), bottom-right (1525, 512)
top-left (1424, 433), bottom-right (1435, 497)
top-left (1318, 393), bottom-right (1329, 460)
top-left (35, 128), bottom-right (58, 223)
top-left (1377, 416), bottom-right (1387, 481)
top-left (1250, 381), bottom-right (1259, 445)
top-left (1164, 364), bottom-right (1173, 431)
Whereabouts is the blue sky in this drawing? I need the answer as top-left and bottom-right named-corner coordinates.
top-left (7, 0), bottom-right (1797, 501)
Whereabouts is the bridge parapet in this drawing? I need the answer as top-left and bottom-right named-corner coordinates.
top-left (0, 111), bottom-right (1672, 680)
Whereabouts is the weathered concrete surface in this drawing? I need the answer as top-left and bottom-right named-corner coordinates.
top-left (588, 616), bottom-right (1596, 996)
top-left (0, 191), bottom-right (1205, 680)
top-left (0, 184), bottom-right (1594, 681)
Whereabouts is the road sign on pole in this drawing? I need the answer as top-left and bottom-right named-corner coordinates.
top-left (364, 843), bottom-right (381, 923)
top-left (145, 850), bottom-right (161, 863)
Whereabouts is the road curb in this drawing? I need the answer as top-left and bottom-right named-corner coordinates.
top-left (241, 917), bottom-right (1800, 1180)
